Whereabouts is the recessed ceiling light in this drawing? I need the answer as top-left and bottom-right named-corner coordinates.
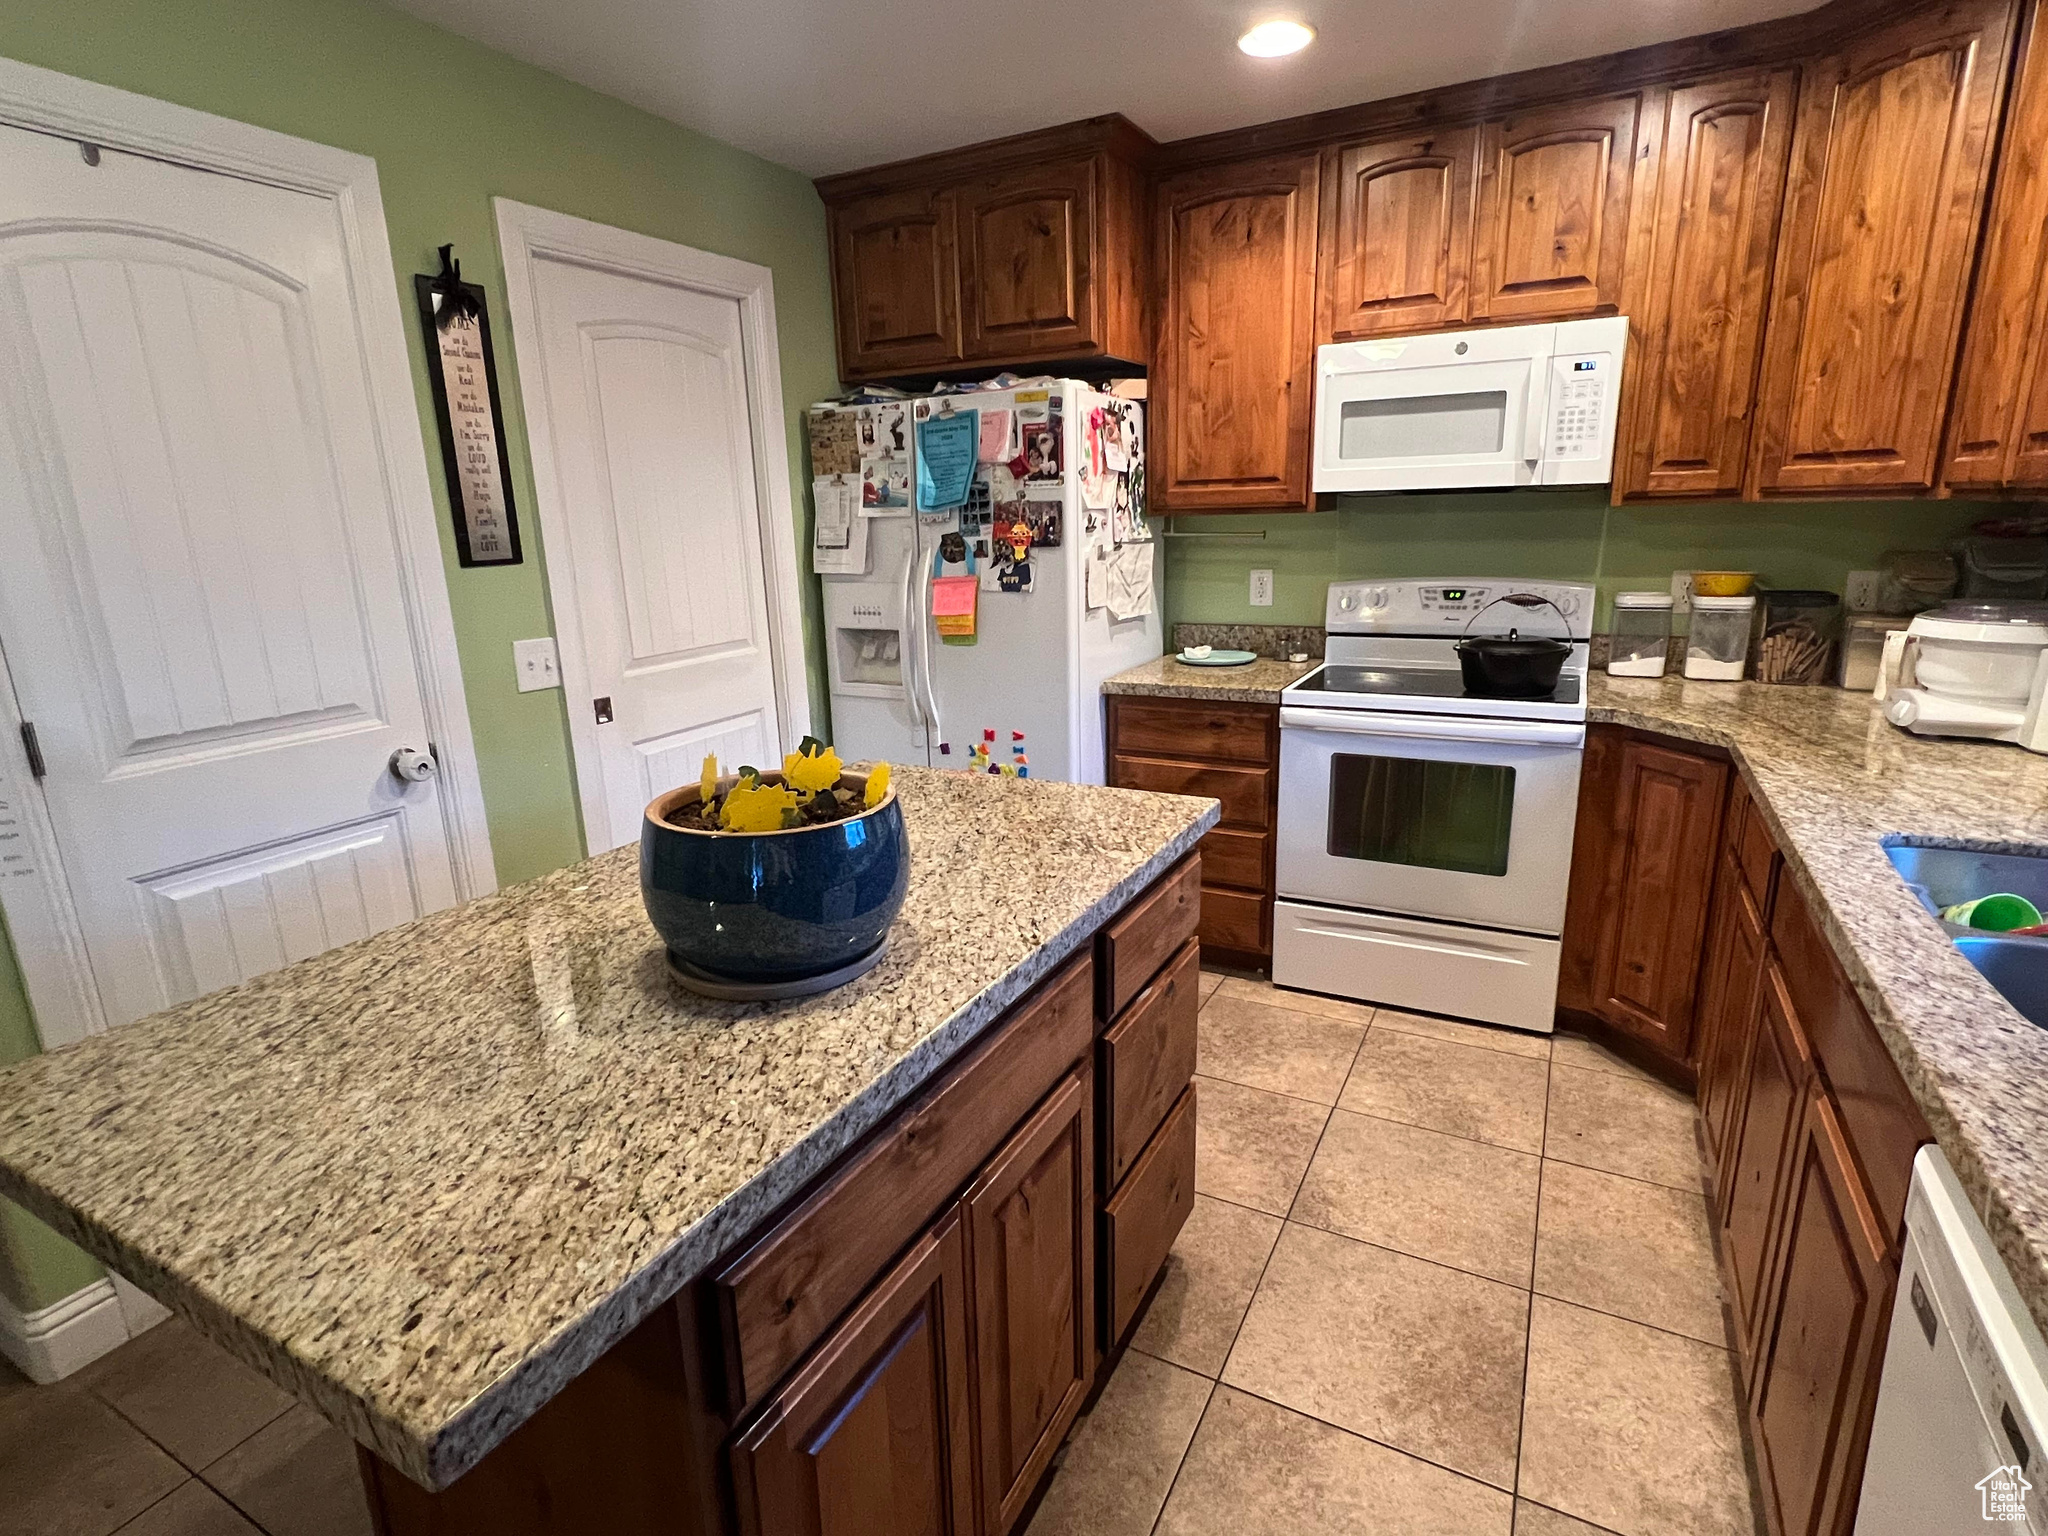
top-left (1238, 19), bottom-right (1316, 57)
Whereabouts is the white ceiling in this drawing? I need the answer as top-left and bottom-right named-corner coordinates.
top-left (388, 0), bottom-right (1822, 178)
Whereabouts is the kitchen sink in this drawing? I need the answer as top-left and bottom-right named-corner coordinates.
top-left (1886, 842), bottom-right (2048, 1028)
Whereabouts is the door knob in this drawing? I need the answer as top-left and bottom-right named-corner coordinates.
top-left (389, 747), bottom-right (437, 783)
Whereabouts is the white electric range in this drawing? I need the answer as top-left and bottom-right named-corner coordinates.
top-left (1274, 579), bottom-right (1594, 1034)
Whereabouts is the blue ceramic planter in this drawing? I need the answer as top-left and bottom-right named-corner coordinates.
top-left (640, 773), bottom-right (909, 982)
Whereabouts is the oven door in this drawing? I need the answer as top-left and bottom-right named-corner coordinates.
top-left (1314, 342), bottom-right (1549, 493)
top-left (1277, 705), bottom-right (1584, 935)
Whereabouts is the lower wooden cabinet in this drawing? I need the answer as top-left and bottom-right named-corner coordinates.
top-left (964, 1069), bottom-right (1097, 1536)
top-left (1560, 727), bottom-right (1730, 1066)
top-left (1718, 959), bottom-right (1815, 1355)
top-left (1696, 859), bottom-right (1768, 1170)
top-left (1107, 696), bottom-right (1278, 963)
top-left (730, 1209), bottom-right (978, 1536)
top-left (1748, 1088), bottom-right (1894, 1536)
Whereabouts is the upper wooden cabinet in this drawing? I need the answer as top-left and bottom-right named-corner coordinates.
top-left (829, 186), bottom-right (962, 379)
top-left (1617, 69), bottom-right (1800, 500)
top-left (1947, 0), bottom-right (2048, 489)
top-left (1151, 152), bottom-right (1321, 511)
top-left (1318, 126), bottom-right (1480, 340)
top-left (819, 118), bottom-right (1152, 382)
top-left (1750, 0), bottom-right (2018, 495)
top-left (1471, 94), bottom-right (1642, 323)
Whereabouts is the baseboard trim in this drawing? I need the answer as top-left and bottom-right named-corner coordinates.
top-left (0, 1277), bottom-right (130, 1383)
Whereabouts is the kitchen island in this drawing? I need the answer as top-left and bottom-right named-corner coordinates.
top-left (0, 769), bottom-right (1217, 1533)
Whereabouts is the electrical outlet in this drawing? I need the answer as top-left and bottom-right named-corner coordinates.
top-left (513, 637), bottom-right (561, 692)
top-left (1845, 569), bottom-right (1881, 612)
top-left (1249, 568), bottom-right (1274, 608)
top-left (1670, 570), bottom-right (1693, 615)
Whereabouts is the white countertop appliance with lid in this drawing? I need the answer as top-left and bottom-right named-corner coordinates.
top-left (1882, 601), bottom-right (2048, 752)
top-left (1313, 317), bottom-right (1628, 493)
top-left (1274, 579), bottom-right (1593, 1033)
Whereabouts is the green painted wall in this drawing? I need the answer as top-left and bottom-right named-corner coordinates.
top-left (1164, 492), bottom-right (1996, 631)
top-left (0, 0), bottom-right (841, 1311)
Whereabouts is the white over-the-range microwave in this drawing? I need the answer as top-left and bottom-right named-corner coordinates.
top-left (1313, 316), bottom-right (1628, 493)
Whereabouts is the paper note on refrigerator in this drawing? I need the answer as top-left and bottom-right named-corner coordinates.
top-left (916, 408), bottom-right (980, 510)
top-left (1085, 547), bottom-right (1110, 611)
top-left (1106, 542), bottom-right (1155, 621)
top-left (812, 477), bottom-right (869, 575)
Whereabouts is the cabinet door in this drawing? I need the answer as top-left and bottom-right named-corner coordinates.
top-left (960, 156), bottom-right (1097, 362)
top-left (1319, 126), bottom-right (1479, 340)
top-left (1471, 94), bottom-right (1641, 323)
top-left (1697, 865), bottom-right (1769, 1173)
top-left (830, 186), bottom-right (961, 379)
top-left (1749, 1088), bottom-right (1894, 1536)
top-left (1949, 0), bottom-right (2048, 488)
top-left (964, 1068), bottom-right (1095, 1536)
top-left (1152, 152), bottom-right (1320, 511)
top-left (1751, 0), bottom-right (2017, 494)
top-left (730, 1209), bottom-right (976, 1536)
top-left (1718, 961), bottom-right (1815, 1359)
top-left (1586, 737), bottom-right (1730, 1063)
top-left (1617, 69), bottom-right (1799, 500)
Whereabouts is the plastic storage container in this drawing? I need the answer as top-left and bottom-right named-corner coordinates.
top-left (1877, 549), bottom-right (1957, 613)
top-left (1840, 613), bottom-right (1912, 692)
top-left (1685, 595), bottom-right (1756, 679)
top-left (1753, 589), bottom-right (1842, 685)
top-left (1608, 592), bottom-right (1673, 677)
top-left (1957, 536), bottom-right (2048, 601)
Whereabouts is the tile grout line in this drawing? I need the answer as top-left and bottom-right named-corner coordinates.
top-left (1512, 1042), bottom-right (1554, 1512)
top-left (1140, 997), bottom-right (1366, 1536)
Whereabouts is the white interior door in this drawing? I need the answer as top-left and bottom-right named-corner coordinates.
top-left (519, 241), bottom-right (793, 850)
top-left (0, 124), bottom-right (465, 1030)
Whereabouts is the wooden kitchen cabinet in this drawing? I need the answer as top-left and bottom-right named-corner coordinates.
top-left (1948, 0), bottom-right (2048, 489)
top-left (1151, 152), bottom-right (1321, 511)
top-left (818, 117), bottom-right (1153, 382)
top-left (1696, 855), bottom-right (1770, 1170)
top-left (1720, 960), bottom-right (1816, 1356)
top-left (1616, 68), bottom-right (1800, 500)
top-left (1318, 125), bottom-right (1480, 341)
top-left (964, 1069), bottom-right (1096, 1536)
top-left (1749, 0), bottom-right (2018, 495)
top-left (1559, 728), bottom-right (1730, 1070)
top-left (1107, 696), bottom-right (1279, 962)
top-left (1470, 93), bottom-right (1642, 324)
top-left (730, 1209), bottom-right (978, 1536)
top-left (828, 185), bottom-right (963, 380)
top-left (1748, 1087), bottom-right (1895, 1536)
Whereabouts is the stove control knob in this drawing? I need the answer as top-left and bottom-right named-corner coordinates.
top-left (1338, 592), bottom-right (1358, 612)
top-left (1558, 592), bottom-right (1581, 618)
top-left (1368, 587), bottom-right (1389, 610)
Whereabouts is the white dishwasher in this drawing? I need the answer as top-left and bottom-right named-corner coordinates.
top-left (1856, 1146), bottom-right (2048, 1533)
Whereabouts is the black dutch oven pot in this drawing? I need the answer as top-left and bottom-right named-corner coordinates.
top-left (1454, 593), bottom-right (1574, 698)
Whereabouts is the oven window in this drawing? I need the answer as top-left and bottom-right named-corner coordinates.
top-left (1327, 754), bottom-right (1515, 876)
top-left (1338, 391), bottom-right (1508, 460)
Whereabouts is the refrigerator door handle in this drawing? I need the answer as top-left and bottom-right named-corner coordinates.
top-left (913, 541), bottom-right (942, 745)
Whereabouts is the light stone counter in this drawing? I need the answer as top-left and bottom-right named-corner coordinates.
top-left (1589, 674), bottom-right (2048, 1342)
top-left (0, 770), bottom-right (1217, 1489)
top-left (1103, 654), bottom-right (1315, 705)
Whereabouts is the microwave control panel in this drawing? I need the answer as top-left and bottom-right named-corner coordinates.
top-left (1547, 353), bottom-right (1612, 462)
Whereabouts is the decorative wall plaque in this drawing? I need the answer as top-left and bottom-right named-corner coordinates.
top-left (416, 246), bottom-right (521, 566)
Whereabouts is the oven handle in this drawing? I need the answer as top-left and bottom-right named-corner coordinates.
top-left (1280, 705), bottom-right (1585, 747)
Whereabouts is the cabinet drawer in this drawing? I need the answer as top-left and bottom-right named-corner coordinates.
top-left (1103, 1085), bottom-right (1198, 1343)
top-left (1109, 756), bottom-right (1271, 831)
top-left (1112, 699), bottom-right (1275, 765)
top-left (712, 954), bottom-right (1094, 1413)
top-left (1199, 886), bottom-right (1267, 957)
top-left (1731, 780), bottom-right (1779, 913)
top-left (1101, 940), bottom-right (1200, 1192)
top-left (1101, 856), bottom-right (1203, 1017)
top-left (1198, 827), bottom-right (1268, 893)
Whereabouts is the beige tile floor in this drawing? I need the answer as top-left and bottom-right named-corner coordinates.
top-left (1027, 969), bottom-right (1762, 1536)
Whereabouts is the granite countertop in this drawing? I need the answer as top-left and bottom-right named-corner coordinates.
top-left (0, 771), bottom-right (1218, 1490)
top-left (1104, 654), bottom-right (1315, 704)
top-left (1586, 675), bottom-right (2048, 1338)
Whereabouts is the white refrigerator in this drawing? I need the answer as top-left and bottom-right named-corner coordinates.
top-left (813, 381), bottom-right (1160, 782)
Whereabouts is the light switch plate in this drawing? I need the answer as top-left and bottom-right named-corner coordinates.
top-left (1670, 570), bottom-right (1693, 615)
top-left (1250, 568), bottom-right (1274, 607)
top-left (513, 637), bottom-right (561, 692)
